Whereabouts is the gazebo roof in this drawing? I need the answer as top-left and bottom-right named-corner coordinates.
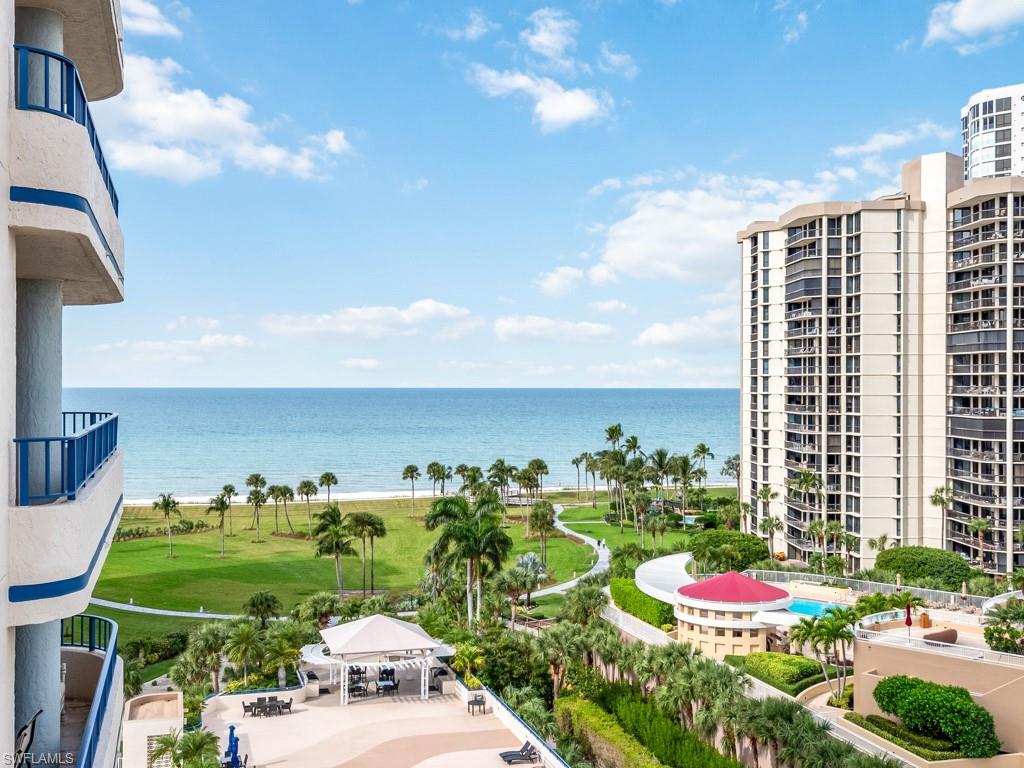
top-left (677, 571), bottom-right (789, 604)
top-left (319, 614), bottom-right (442, 658)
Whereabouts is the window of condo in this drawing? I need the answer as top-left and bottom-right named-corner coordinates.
top-left (995, 97), bottom-right (1011, 111)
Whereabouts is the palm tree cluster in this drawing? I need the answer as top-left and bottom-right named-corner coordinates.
top-left (311, 503), bottom-right (386, 596)
top-left (411, 458), bottom-right (551, 510)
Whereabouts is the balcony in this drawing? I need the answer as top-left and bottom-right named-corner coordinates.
top-left (948, 274), bottom-right (1005, 292)
top-left (949, 318), bottom-right (1003, 333)
top-left (10, 45), bottom-right (124, 305)
top-left (8, 412), bottom-right (123, 625)
top-left (61, 615), bottom-right (124, 768)
top-left (786, 229), bottom-right (819, 247)
top-left (951, 208), bottom-right (1007, 230)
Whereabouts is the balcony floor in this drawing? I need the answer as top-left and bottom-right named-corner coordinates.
top-left (61, 698), bottom-right (90, 760)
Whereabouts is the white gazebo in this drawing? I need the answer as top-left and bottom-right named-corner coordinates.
top-left (300, 614), bottom-right (453, 705)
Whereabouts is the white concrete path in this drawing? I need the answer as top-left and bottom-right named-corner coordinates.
top-left (532, 504), bottom-right (610, 598)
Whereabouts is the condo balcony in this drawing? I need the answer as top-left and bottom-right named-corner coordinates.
top-left (10, 44), bottom-right (124, 305)
top-left (60, 615), bottom-right (124, 768)
top-left (949, 229), bottom-right (1008, 250)
top-left (947, 445), bottom-right (1005, 461)
top-left (784, 306), bottom-right (820, 320)
top-left (950, 208), bottom-right (1007, 230)
top-left (785, 325), bottom-right (819, 338)
top-left (949, 318), bottom-right (1003, 332)
top-left (948, 466), bottom-right (1004, 484)
top-left (947, 406), bottom-right (1006, 417)
top-left (8, 412), bottom-right (122, 625)
top-left (785, 228), bottom-right (819, 247)
top-left (949, 250), bottom-right (1003, 270)
top-left (947, 274), bottom-right (1005, 292)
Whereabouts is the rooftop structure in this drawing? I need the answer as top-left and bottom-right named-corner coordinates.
top-left (961, 83), bottom-right (1024, 181)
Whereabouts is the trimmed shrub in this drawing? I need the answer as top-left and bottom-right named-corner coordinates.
top-left (594, 683), bottom-right (742, 768)
top-left (873, 547), bottom-right (972, 591)
top-left (688, 530), bottom-right (768, 570)
top-left (863, 715), bottom-right (956, 752)
top-left (610, 579), bottom-right (674, 628)
top-left (844, 713), bottom-right (962, 762)
top-left (724, 654), bottom-right (834, 697)
top-left (872, 675), bottom-right (1000, 758)
top-left (742, 652), bottom-right (820, 686)
top-left (555, 696), bottom-right (665, 768)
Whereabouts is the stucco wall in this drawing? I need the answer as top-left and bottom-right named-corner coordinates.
top-left (854, 638), bottom-right (1024, 754)
top-left (6, 453), bottom-right (123, 626)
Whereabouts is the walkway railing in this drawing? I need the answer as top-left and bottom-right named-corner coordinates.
top-left (14, 44), bottom-right (119, 214)
top-left (61, 614), bottom-right (118, 768)
top-left (743, 568), bottom-right (991, 610)
top-left (13, 411), bottom-right (118, 505)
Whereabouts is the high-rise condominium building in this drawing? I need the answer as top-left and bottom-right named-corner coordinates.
top-left (1, 2), bottom-right (126, 767)
top-left (739, 150), bottom-right (1024, 575)
top-left (961, 83), bottom-right (1024, 181)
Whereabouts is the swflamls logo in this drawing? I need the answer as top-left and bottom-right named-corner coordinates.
top-left (5, 753), bottom-right (75, 765)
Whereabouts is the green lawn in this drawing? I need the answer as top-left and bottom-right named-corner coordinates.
top-left (525, 593), bottom-right (564, 619)
top-left (97, 495), bottom-right (592, 613)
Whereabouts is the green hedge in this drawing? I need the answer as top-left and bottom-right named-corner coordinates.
top-left (872, 675), bottom-right (1000, 758)
top-left (610, 579), bottom-right (674, 628)
top-left (873, 547), bottom-right (972, 591)
top-left (555, 696), bottom-right (665, 768)
top-left (723, 654), bottom-right (834, 697)
top-left (688, 530), bottom-right (768, 570)
top-left (742, 652), bottom-right (820, 685)
top-left (595, 684), bottom-right (742, 768)
top-left (844, 713), bottom-right (962, 762)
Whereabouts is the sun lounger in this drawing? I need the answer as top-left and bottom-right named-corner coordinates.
top-left (499, 742), bottom-right (538, 764)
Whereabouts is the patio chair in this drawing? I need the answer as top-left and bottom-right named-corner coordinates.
top-left (241, 756), bottom-right (248, 768)
top-left (241, 701), bottom-right (254, 718)
top-left (282, 698), bottom-right (293, 714)
top-left (256, 697), bottom-right (267, 705)
top-left (390, 680), bottom-right (400, 697)
top-left (499, 742), bottom-right (537, 765)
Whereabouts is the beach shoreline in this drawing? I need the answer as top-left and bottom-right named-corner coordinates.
top-left (123, 482), bottom-right (734, 506)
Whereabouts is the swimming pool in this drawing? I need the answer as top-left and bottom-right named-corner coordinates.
top-left (788, 598), bottom-right (837, 617)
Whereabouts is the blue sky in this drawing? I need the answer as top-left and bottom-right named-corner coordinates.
top-left (66, 0), bottom-right (1024, 387)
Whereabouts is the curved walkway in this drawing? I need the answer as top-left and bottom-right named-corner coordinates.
top-left (532, 504), bottom-right (610, 598)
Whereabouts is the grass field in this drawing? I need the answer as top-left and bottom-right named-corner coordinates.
top-left (96, 492), bottom-right (594, 614)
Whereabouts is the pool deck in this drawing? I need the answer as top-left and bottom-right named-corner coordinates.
top-left (204, 693), bottom-right (523, 768)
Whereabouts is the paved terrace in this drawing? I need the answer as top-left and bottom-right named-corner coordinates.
top-left (204, 694), bottom-right (523, 768)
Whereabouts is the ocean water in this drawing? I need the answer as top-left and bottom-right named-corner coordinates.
top-left (63, 388), bottom-right (739, 500)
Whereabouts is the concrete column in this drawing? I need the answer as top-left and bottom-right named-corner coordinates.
top-left (16, 280), bottom-right (63, 501)
top-left (14, 621), bottom-right (62, 759)
top-left (14, 7), bottom-right (64, 110)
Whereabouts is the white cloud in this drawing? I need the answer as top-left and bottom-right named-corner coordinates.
top-left (535, 265), bottom-right (583, 297)
top-left (588, 172), bottom-right (838, 284)
top-left (122, 0), bottom-right (183, 38)
top-left (342, 357), bottom-right (381, 370)
top-left (494, 315), bottom-right (614, 342)
top-left (402, 177), bottom-right (430, 194)
top-left (783, 11), bottom-right (808, 43)
top-left (591, 299), bottom-right (634, 313)
top-left (634, 307), bottom-right (737, 346)
top-left (831, 121), bottom-right (952, 157)
top-left (165, 315), bottom-right (220, 331)
top-left (587, 357), bottom-right (737, 387)
top-left (467, 64), bottom-right (610, 132)
top-left (924, 0), bottom-right (1024, 53)
top-left (588, 171), bottom-right (680, 196)
top-left (262, 299), bottom-right (473, 338)
top-left (860, 156), bottom-right (890, 178)
top-left (444, 9), bottom-right (499, 41)
top-left (94, 334), bottom-right (252, 363)
top-left (520, 7), bottom-right (580, 73)
top-left (93, 54), bottom-right (351, 183)
top-left (598, 42), bottom-right (638, 79)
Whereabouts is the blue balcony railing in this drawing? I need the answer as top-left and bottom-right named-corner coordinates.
top-left (61, 615), bottom-right (118, 768)
top-left (13, 411), bottom-right (118, 506)
top-left (14, 44), bottom-right (119, 215)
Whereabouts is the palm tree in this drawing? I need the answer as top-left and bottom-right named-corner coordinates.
top-left (206, 494), bottom-right (230, 558)
top-left (516, 552), bottom-right (545, 607)
top-left (759, 515), bottom-right (783, 558)
top-left (266, 484), bottom-right (282, 532)
top-left (648, 514), bottom-right (669, 551)
top-left (402, 464), bottom-right (421, 516)
top-left (245, 473), bottom-right (266, 529)
top-left (280, 484), bottom-right (295, 533)
top-left (536, 621), bottom-right (584, 700)
top-left (571, 455), bottom-right (583, 499)
top-left (263, 634), bottom-right (300, 688)
top-left (969, 517), bottom-right (994, 568)
top-left (296, 479), bottom-right (318, 537)
top-left (867, 532), bottom-right (891, 553)
top-left (647, 448), bottom-right (670, 501)
top-left (319, 471), bottom-right (338, 503)
top-left (297, 591), bottom-right (343, 629)
top-left (604, 423), bottom-right (623, 450)
top-left (426, 461), bottom-right (443, 496)
top-left (313, 503), bottom-right (357, 595)
top-left (559, 583), bottom-right (608, 627)
top-left (670, 453), bottom-right (694, 512)
top-left (191, 623), bottom-right (226, 693)
top-left (440, 465), bottom-right (452, 496)
top-left (722, 454), bottom-right (741, 522)
top-left (756, 484), bottom-right (779, 537)
top-left (494, 567), bottom-right (530, 626)
top-left (930, 485), bottom-right (954, 549)
top-left (346, 511), bottom-right (375, 596)
top-left (842, 532), bottom-right (860, 571)
top-left (223, 621), bottom-right (263, 686)
top-left (150, 728), bottom-right (220, 768)
top-left (425, 491), bottom-right (513, 624)
top-left (691, 443), bottom-right (715, 512)
top-left (889, 591), bottom-right (926, 641)
top-left (123, 657), bottom-right (144, 699)
top-left (529, 500), bottom-right (556, 567)
top-left (242, 590), bottom-right (281, 629)
top-left (222, 483), bottom-right (236, 536)
top-left (366, 513), bottom-right (387, 594)
top-left (528, 458), bottom-right (549, 497)
top-left (583, 452), bottom-right (598, 508)
top-left (152, 493), bottom-right (181, 558)
top-left (625, 434), bottom-right (641, 458)
top-left (807, 519), bottom-right (827, 574)
top-left (246, 487), bottom-right (267, 543)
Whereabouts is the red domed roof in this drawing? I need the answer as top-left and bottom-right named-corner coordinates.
top-left (677, 571), bottom-right (789, 604)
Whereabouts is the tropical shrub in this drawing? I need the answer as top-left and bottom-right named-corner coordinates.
top-left (723, 654), bottom-right (832, 697)
top-left (687, 529), bottom-right (768, 570)
top-left (983, 597), bottom-right (1024, 654)
top-left (873, 547), bottom-right (972, 591)
top-left (564, 660), bottom-right (605, 701)
top-left (844, 713), bottom-right (961, 761)
top-left (595, 684), bottom-right (742, 768)
top-left (123, 633), bottom-right (189, 666)
top-left (742, 652), bottom-right (819, 686)
top-left (476, 628), bottom-right (552, 700)
top-left (609, 579), bottom-right (674, 628)
top-left (555, 696), bottom-right (666, 768)
top-left (872, 675), bottom-right (1000, 758)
